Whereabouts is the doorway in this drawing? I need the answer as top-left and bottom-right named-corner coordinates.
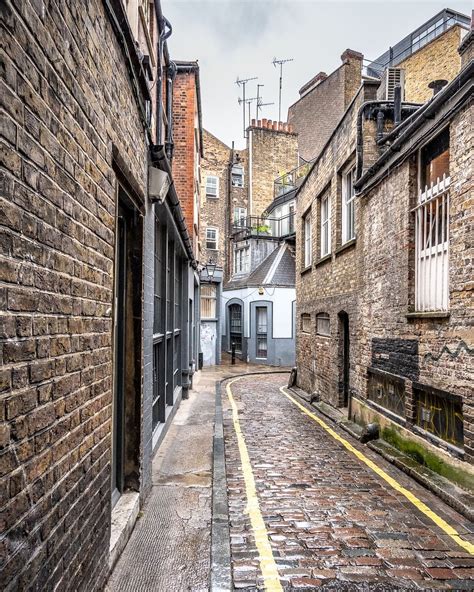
top-left (338, 311), bottom-right (350, 408)
top-left (112, 185), bottom-right (143, 507)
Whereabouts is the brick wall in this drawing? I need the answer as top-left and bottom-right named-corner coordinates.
top-left (249, 120), bottom-right (298, 217)
top-left (397, 25), bottom-right (464, 103)
top-left (172, 70), bottom-right (198, 244)
top-left (0, 1), bottom-right (148, 589)
top-left (199, 129), bottom-right (231, 268)
top-left (358, 105), bottom-right (473, 462)
top-left (288, 50), bottom-right (363, 162)
top-left (295, 82), bottom-right (377, 405)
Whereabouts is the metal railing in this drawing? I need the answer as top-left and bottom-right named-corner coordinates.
top-left (274, 161), bottom-right (312, 198)
top-left (232, 213), bottom-right (295, 240)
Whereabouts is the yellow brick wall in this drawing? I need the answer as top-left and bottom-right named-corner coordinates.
top-left (399, 25), bottom-right (464, 103)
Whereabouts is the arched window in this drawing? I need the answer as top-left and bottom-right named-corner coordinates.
top-left (316, 312), bottom-right (330, 336)
top-left (229, 303), bottom-right (243, 352)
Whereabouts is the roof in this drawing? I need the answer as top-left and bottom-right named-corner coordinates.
top-left (224, 243), bottom-right (295, 290)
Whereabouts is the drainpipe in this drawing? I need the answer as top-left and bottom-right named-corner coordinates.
top-left (153, 6), bottom-right (172, 145)
top-left (355, 100), bottom-right (421, 182)
top-left (165, 61), bottom-right (177, 160)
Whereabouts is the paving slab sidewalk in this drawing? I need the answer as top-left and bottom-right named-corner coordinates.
top-left (106, 364), bottom-right (282, 592)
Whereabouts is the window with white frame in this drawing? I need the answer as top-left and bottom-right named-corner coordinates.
top-left (205, 175), bottom-right (219, 198)
top-left (256, 307), bottom-right (268, 358)
top-left (200, 284), bottom-right (217, 318)
top-left (231, 164), bottom-right (244, 187)
top-left (316, 312), bottom-right (330, 336)
top-left (415, 129), bottom-right (450, 312)
top-left (342, 167), bottom-right (356, 243)
top-left (303, 211), bottom-right (312, 268)
top-left (234, 246), bottom-right (250, 274)
top-left (233, 206), bottom-right (247, 227)
top-left (301, 313), bottom-right (311, 333)
top-left (320, 193), bottom-right (331, 257)
top-left (206, 227), bottom-right (218, 250)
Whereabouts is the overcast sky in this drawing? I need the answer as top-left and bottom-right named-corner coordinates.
top-left (163, 1), bottom-right (471, 149)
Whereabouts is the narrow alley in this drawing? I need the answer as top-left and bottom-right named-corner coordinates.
top-left (223, 374), bottom-right (473, 590)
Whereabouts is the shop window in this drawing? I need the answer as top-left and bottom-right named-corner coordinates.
top-left (368, 370), bottom-right (406, 418)
top-left (414, 384), bottom-right (463, 448)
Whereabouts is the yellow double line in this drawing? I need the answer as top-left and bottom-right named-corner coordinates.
top-left (226, 377), bottom-right (473, 592)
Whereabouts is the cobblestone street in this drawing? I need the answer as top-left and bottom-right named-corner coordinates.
top-left (223, 374), bottom-right (474, 591)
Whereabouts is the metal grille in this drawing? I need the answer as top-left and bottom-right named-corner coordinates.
top-left (256, 307), bottom-right (267, 358)
top-left (414, 175), bottom-right (450, 311)
top-left (229, 304), bottom-right (242, 353)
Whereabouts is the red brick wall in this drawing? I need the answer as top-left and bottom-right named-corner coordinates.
top-left (172, 72), bottom-right (197, 243)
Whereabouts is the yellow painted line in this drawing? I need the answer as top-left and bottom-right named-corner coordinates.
top-left (227, 378), bottom-right (283, 592)
top-left (280, 386), bottom-right (474, 555)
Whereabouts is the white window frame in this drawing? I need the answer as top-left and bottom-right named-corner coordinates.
top-left (414, 174), bottom-right (450, 312)
top-left (303, 212), bottom-right (312, 268)
top-left (342, 166), bottom-right (356, 244)
top-left (233, 206), bottom-right (247, 227)
top-left (200, 284), bottom-right (217, 319)
top-left (231, 164), bottom-right (244, 188)
top-left (205, 175), bottom-right (219, 198)
top-left (320, 193), bottom-right (331, 257)
top-left (234, 246), bottom-right (250, 274)
top-left (206, 227), bottom-right (218, 250)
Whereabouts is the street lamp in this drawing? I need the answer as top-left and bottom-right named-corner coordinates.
top-left (205, 258), bottom-right (217, 281)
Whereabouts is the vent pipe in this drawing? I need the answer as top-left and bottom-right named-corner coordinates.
top-left (393, 85), bottom-right (402, 126)
top-left (428, 79), bottom-right (448, 96)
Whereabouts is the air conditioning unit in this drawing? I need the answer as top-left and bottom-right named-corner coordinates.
top-left (386, 68), bottom-right (405, 101)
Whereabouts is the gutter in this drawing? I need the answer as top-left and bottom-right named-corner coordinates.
top-left (151, 145), bottom-right (198, 268)
top-left (354, 60), bottom-right (474, 193)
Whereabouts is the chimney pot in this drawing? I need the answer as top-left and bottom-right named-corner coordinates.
top-left (341, 48), bottom-right (364, 64)
top-left (251, 118), bottom-right (256, 127)
top-left (262, 118), bottom-right (267, 128)
top-left (288, 124), bottom-right (293, 133)
top-left (257, 119), bottom-right (262, 127)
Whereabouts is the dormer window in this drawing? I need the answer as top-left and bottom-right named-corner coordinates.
top-left (231, 164), bottom-right (244, 188)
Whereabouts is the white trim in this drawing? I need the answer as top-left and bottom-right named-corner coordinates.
top-left (263, 243), bottom-right (286, 285)
top-left (304, 212), bottom-right (312, 267)
top-left (205, 175), bottom-right (219, 198)
top-left (206, 226), bottom-right (218, 250)
top-left (342, 166), bottom-right (356, 244)
top-left (320, 193), bottom-right (331, 257)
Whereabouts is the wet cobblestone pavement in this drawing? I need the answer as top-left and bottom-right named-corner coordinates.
top-left (223, 374), bottom-right (474, 591)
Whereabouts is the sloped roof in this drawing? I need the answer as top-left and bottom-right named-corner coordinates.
top-left (224, 243), bottom-right (295, 290)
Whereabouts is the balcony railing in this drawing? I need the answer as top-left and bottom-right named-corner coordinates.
top-left (232, 213), bottom-right (295, 240)
top-left (274, 161), bottom-right (312, 198)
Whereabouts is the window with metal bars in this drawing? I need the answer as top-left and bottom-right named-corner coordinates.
top-left (229, 303), bottom-right (242, 353)
top-left (256, 307), bottom-right (268, 358)
top-left (415, 130), bottom-right (450, 312)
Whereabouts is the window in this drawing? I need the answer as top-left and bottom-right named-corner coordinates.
top-left (206, 175), bottom-right (219, 198)
top-left (413, 384), bottom-right (463, 448)
top-left (303, 211), bottom-right (312, 268)
top-left (289, 204), bottom-right (295, 234)
top-left (320, 193), bottom-right (331, 257)
top-left (342, 167), bottom-right (356, 243)
top-left (206, 227), bottom-right (218, 250)
top-left (233, 207), bottom-right (247, 227)
top-left (301, 313), bottom-right (311, 333)
top-left (234, 246), bottom-right (250, 274)
top-left (231, 164), bottom-right (244, 187)
top-left (415, 130), bottom-right (450, 311)
top-left (200, 284), bottom-right (217, 319)
top-left (256, 307), bottom-right (268, 358)
top-left (229, 303), bottom-right (242, 353)
top-left (316, 312), bottom-right (330, 336)
top-left (368, 370), bottom-right (406, 418)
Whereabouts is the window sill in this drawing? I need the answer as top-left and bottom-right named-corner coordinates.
top-left (206, 195), bottom-right (219, 199)
top-left (406, 311), bottom-right (450, 320)
top-left (315, 254), bottom-right (332, 268)
top-left (300, 265), bottom-right (312, 276)
top-left (335, 238), bottom-right (356, 256)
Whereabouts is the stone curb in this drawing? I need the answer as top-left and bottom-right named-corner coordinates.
top-left (210, 370), bottom-right (290, 592)
top-left (288, 388), bottom-right (474, 523)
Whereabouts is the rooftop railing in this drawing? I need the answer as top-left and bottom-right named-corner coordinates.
top-left (232, 213), bottom-right (296, 241)
top-left (274, 161), bottom-right (312, 198)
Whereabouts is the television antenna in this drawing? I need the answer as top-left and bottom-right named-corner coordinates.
top-left (272, 57), bottom-right (293, 122)
top-left (238, 96), bottom-right (258, 134)
top-left (236, 75), bottom-right (258, 138)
